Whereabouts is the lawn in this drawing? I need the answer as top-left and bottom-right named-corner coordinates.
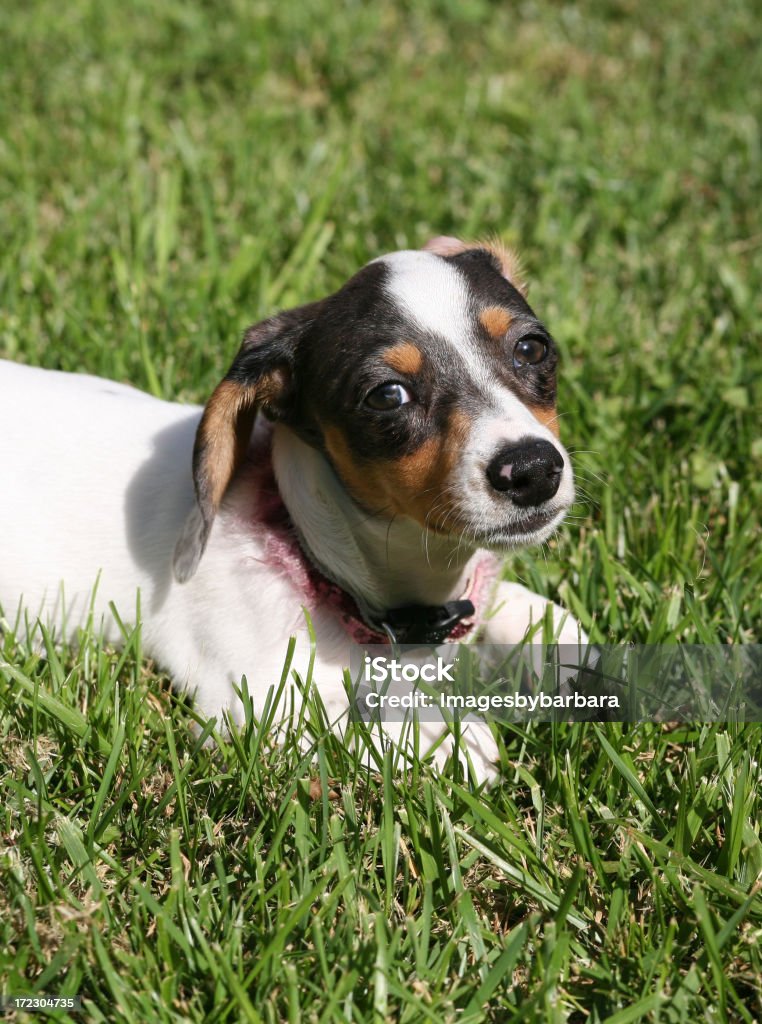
top-left (1, 0), bottom-right (761, 1020)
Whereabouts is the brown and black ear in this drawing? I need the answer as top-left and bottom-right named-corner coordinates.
top-left (423, 235), bottom-right (527, 295)
top-left (173, 302), bottom-right (318, 583)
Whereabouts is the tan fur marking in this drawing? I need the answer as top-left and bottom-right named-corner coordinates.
top-left (322, 427), bottom-right (368, 503)
top-left (479, 306), bottom-right (512, 339)
top-left (530, 404), bottom-right (560, 438)
top-left (323, 411), bottom-right (472, 534)
top-left (383, 342), bottom-right (424, 375)
top-left (198, 381), bottom-right (252, 509)
top-left (479, 237), bottom-right (526, 294)
top-left (198, 371), bottom-right (285, 513)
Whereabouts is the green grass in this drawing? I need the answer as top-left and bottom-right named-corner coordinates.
top-left (1, 0), bottom-right (762, 1020)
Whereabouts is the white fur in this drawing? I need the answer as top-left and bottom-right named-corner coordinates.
top-left (376, 250), bottom-right (492, 389)
top-left (0, 353), bottom-right (587, 785)
top-left (451, 401), bottom-right (575, 548)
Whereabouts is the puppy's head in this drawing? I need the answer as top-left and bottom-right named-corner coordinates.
top-left (173, 237), bottom-right (574, 582)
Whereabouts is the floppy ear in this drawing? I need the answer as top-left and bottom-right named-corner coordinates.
top-left (423, 234), bottom-right (527, 295)
top-left (173, 303), bottom-right (318, 583)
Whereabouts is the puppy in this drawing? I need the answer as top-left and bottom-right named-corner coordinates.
top-left (0, 237), bottom-right (586, 782)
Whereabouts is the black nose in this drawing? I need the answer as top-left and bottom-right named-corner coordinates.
top-left (486, 439), bottom-right (564, 506)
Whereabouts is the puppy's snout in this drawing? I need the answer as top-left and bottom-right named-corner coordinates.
top-left (486, 439), bottom-right (564, 506)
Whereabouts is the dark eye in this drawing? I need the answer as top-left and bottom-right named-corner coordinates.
top-left (513, 335), bottom-right (549, 368)
top-left (365, 382), bottom-right (414, 411)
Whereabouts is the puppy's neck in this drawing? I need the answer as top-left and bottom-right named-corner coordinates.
top-left (271, 425), bottom-right (479, 619)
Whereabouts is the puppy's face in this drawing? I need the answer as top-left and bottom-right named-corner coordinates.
top-left (289, 246), bottom-right (573, 549)
top-left (174, 241), bottom-right (574, 582)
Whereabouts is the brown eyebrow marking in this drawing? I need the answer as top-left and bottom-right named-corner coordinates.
top-left (382, 342), bottom-right (423, 375)
top-left (479, 306), bottom-right (512, 339)
top-left (529, 404), bottom-right (560, 438)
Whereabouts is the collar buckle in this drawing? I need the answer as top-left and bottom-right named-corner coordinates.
top-left (380, 598), bottom-right (476, 645)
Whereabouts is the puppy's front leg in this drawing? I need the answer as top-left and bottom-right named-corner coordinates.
top-left (482, 581), bottom-right (587, 645)
top-left (481, 580), bottom-right (590, 689)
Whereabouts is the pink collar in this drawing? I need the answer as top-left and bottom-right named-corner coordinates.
top-left (246, 433), bottom-right (499, 645)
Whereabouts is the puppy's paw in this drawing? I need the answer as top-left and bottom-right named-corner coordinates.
top-left (423, 718), bottom-right (501, 787)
